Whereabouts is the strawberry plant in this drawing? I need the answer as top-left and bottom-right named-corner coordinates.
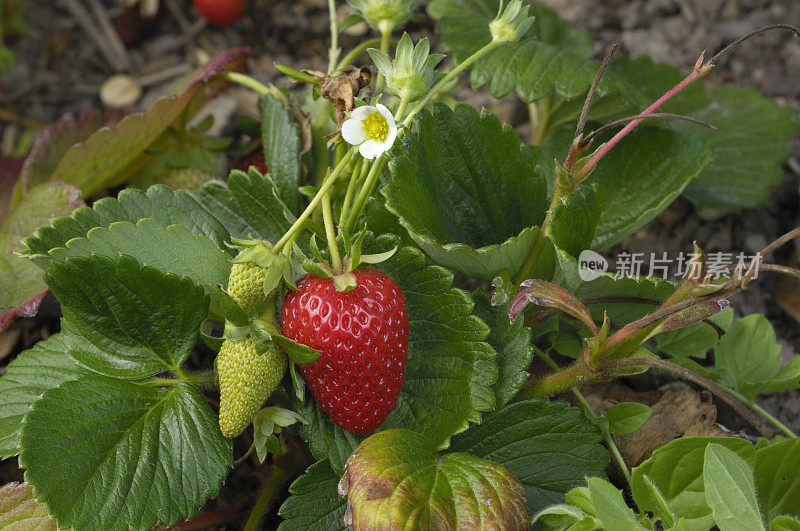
top-left (1, 1), bottom-right (800, 529)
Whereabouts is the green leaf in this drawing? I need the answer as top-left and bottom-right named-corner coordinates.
top-left (429, 0), bottom-right (642, 103)
top-left (0, 482), bottom-right (58, 530)
top-left (260, 94), bottom-right (302, 214)
top-left (385, 103), bottom-right (547, 280)
top-left (341, 429), bottom-right (529, 528)
top-left (631, 436), bottom-right (755, 531)
top-left (277, 460), bottom-right (347, 531)
top-left (588, 127), bottom-right (712, 249)
top-left (714, 314), bottom-right (795, 399)
top-left (45, 255), bottom-right (209, 379)
top-left (198, 168), bottom-right (296, 242)
top-left (0, 334), bottom-right (87, 458)
top-left (449, 399), bottom-right (609, 514)
top-left (773, 516), bottom-right (800, 531)
top-left (703, 443), bottom-right (765, 531)
top-left (754, 438), bottom-right (800, 520)
top-left (23, 185), bottom-right (231, 257)
top-left (606, 402), bottom-right (651, 434)
top-left (19, 375), bottom-right (232, 531)
top-left (300, 235), bottom-right (497, 474)
top-left (272, 334), bottom-right (321, 365)
top-left (547, 184), bottom-right (603, 260)
top-left (586, 477), bottom-right (645, 529)
top-left (679, 86), bottom-right (798, 210)
top-left (655, 307), bottom-right (732, 359)
top-left (471, 290), bottom-right (533, 408)
top-left (0, 182), bottom-right (81, 319)
top-left (40, 218), bottom-right (230, 318)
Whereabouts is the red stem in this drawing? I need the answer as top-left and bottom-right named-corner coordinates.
top-left (575, 54), bottom-right (711, 180)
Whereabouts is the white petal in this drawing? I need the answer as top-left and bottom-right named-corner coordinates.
top-left (376, 103), bottom-right (396, 126)
top-left (383, 124), bottom-right (398, 150)
top-left (341, 118), bottom-right (366, 145)
top-left (359, 139), bottom-right (385, 159)
top-left (350, 105), bottom-right (374, 121)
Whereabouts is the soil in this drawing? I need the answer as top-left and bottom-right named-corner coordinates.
top-left (0, 0), bottom-right (799, 527)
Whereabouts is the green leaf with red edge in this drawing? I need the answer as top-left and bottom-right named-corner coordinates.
top-left (0, 482), bottom-right (58, 530)
top-left (0, 156), bottom-right (25, 223)
top-left (14, 109), bottom-right (122, 200)
top-left (46, 48), bottom-right (251, 198)
top-left (0, 181), bottom-right (82, 331)
top-left (340, 429), bottom-right (529, 529)
top-left (299, 234), bottom-right (497, 475)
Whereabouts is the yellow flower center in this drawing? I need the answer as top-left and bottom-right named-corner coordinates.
top-left (363, 111), bottom-right (389, 142)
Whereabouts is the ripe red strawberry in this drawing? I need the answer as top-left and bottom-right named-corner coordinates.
top-left (192, 0), bottom-right (245, 26)
top-left (235, 149), bottom-right (268, 175)
top-left (281, 268), bottom-right (408, 435)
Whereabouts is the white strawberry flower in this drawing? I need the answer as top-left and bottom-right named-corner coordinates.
top-left (341, 103), bottom-right (398, 159)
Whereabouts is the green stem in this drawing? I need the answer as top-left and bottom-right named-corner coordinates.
top-left (337, 38), bottom-right (383, 70)
top-left (243, 465), bottom-right (290, 531)
top-left (344, 156), bottom-right (386, 233)
top-left (394, 96), bottom-right (410, 121)
top-left (725, 387), bottom-right (798, 439)
top-left (535, 348), bottom-right (631, 483)
top-left (182, 370), bottom-right (217, 389)
top-left (275, 63), bottom-right (320, 85)
top-left (274, 149), bottom-right (355, 252)
top-left (403, 40), bottom-right (501, 127)
top-left (529, 95), bottom-right (551, 147)
top-left (322, 189), bottom-right (343, 272)
top-left (339, 156), bottom-right (364, 227)
top-left (311, 99), bottom-right (332, 187)
top-left (142, 377), bottom-right (182, 387)
top-left (327, 0), bottom-right (339, 74)
top-left (222, 72), bottom-right (275, 98)
top-left (374, 23), bottom-right (392, 94)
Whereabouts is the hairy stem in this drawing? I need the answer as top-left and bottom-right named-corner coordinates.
top-left (274, 149), bottom-right (355, 252)
top-left (374, 24), bottom-right (392, 94)
top-left (607, 357), bottom-right (775, 438)
top-left (535, 348), bottom-right (632, 483)
top-left (403, 40), bottom-right (501, 126)
top-left (337, 38), bottom-right (383, 70)
top-left (327, 0), bottom-right (339, 74)
top-left (344, 156), bottom-right (387, 233)
top-left (243, 465), bottom-right (290, 531)
top-left (723, 387), bottom-right (798, 439)
top-left (322, 190), bottom-right (342, 272)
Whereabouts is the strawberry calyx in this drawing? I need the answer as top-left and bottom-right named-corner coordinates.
top-left (292, 230), bottom-right (397, 293)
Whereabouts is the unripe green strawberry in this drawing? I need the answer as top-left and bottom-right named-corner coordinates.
top-left (228, 262), bottom-right (268, 309)
top-left (217, 336), bottom-right (287, 438)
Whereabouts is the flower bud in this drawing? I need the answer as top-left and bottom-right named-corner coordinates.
top-left (490, 0), bottom-right (535, 44)
top-left (347, 0), bottom-right (419, 34)
top-left (368, 33), bottom-right (444, 102)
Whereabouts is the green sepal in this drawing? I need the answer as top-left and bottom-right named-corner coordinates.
top-left (216, 284), bottom-right (250, 327)
top-left (253, 407), bottom-right (307, 463)
top-left (289, 362), bottom-right (306, 403)
top-left (273, 334), bottom-right (322, 365)
top-left (333, 272), bottom-right (358, 292)
top-left (223, 322), bottom-right (251, 342)
top-left (200, 319), bottom-right (225, 351)
top-left (358, 246), bottom-right (397, 265)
